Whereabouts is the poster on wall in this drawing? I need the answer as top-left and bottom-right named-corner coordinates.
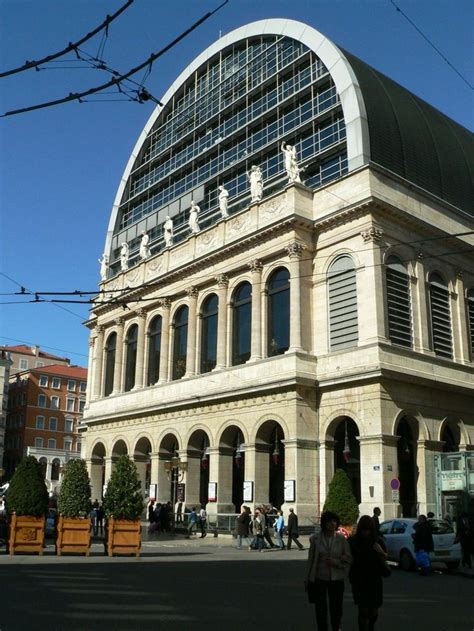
top-left (284, 480), bottom-right (295, 503)
top-left (176, 483), bottom-right (185, 502)
top-left (148, 484), bottom-right (157, 500)
top-left (243, 480), bottom-right (254, 502)
top-left (208, 482), bottom-right (217, 502)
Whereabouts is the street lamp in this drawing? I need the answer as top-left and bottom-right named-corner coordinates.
top-left (164, 457), bottom-right (188, 482)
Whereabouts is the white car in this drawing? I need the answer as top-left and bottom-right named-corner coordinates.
top-left (379, 518), bottom-right (461, 571)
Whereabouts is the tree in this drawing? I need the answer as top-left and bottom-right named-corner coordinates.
top-left (103, 455), bottom-right (143, 520)
top-left (57, 459), bottom-right (92, 518)
top-left (323, 468), bottom-right (359, 525)
top-left (5, 456), bottom-right (48, 517)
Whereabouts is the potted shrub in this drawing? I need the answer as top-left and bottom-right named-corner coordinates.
top-left (323, 468), bottom-right (359, 534)
top-left (56, 459), bottom-right (92, 556)
top-left (103, 455), bottom-right (143, 557)
top-left (6, 456), bottom-right (49, 555)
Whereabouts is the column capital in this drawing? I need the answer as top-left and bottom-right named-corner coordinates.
top-left (358, 433), bottom-right (400, 447)
top-left (360, 227), bottom-right (384, 243)
top-left (186, 286), bottom-right (199, 299)
top-left (283, 438), bottom-right (318, 450)
top-left (416, 250), bottom-right (424, 261)
top-left (456, 269), bottom-right (464, 280)
top-left (95, 324), bottom-right (105, 335)
top-left (160, 297), bottom-right (172, 310)
top-left (115, 316), bottom-right (125, 327)
top-left (286, 241), bottom-right (305, 259)
top-left (417, 439), bottom-right (445, 452)
top-left (248, 259), bottom-right (263, 274)
top-left (136, 308), bottom-right (147, 319)
top-left (215, 273), bottom-right (229, 288)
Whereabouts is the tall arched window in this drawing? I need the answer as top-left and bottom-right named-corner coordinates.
top-left (232, 282), bottom-right (252, 365)
top-left (468, 289), bottom-right (474, 360)
top-left (200, 294), bottom-right (218, 373)
top-left (104, 332), bottom-right (116, 397)
top-left (172, 306), bottom-right (189, 380)
top-left (124, 324), bottom-right (138, 392)
top-left (328, 255), bottom-right (358, 350)
top-left (267, 267), bottom-right (290, 356)
top-left (386, 256), bottom-right (412, 348)
top-left (147, 315), bottom-right (162, 385)
top-left (429, 272), bottom-right (452, 358)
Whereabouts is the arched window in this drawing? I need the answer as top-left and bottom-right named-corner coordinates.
top-left (267, 267), bottom-right (290, 356)
top-left (147, 315), bottom-right (162, 385)
top-left (328, 255), bottom-right (358, 350)
top-left (124, 324), bottom-right (138, 392)
top-left (232, 282), bottom-right (252, 365)
top-left (104, 332), bottom-right (116, 397)
top-left (429, 272), bottom-right (452, 358)
top-left (386, 256), bottom-right (412, 348)
top-left (468, 289), bottom-right (474, 360)
top-left (200, 294), bottom-right (218, 373)
top-left (172, 306), bottom-right (188, 380)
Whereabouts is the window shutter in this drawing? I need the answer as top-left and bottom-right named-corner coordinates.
top-left (386, 257), bottom-right (412, 348)
top-left (328, 255), bottom-right (358, 350)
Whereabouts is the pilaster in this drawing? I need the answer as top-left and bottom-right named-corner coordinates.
top-left (158, 299), bottom-right (171, 383)
top-left (112, 317), bottom-right (125, 394)
top-left (215, 274), bottom-right (229, 369)
top-left (185, 287), bottom-right (199, 377)
top-left (249, 260), bottom-right (263, 361)
top-left (133, 309), bottom-right (147, 389)
top-left (286, 241), bottom-right (305, 351)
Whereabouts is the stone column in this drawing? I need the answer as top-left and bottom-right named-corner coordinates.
top-left (86, 336), bottom-right (95, 405)
top-left (104, 457), bottom-right (114, 487)
top-left (412, 253), bottom-right (432, 353)
top-left (243, 443), bottom-right (270, 510)
top-left (148, 452), bottom-right (159, 499)
top-left (158, 299), bottom-right (171, 383)
top-left (319, 440), bottom-right (336, 510)
top-left (206, 446), bottom-right (234, 519)
top-left (215, 274), bottom-right (229, 369)
top-left (417, 439), bottom-right (444, 516)
top-left (281, 438), bottom-right (318, 525)
top-left (185, 287), bottom-right (199, 377)
top-left (134, 309), bottom-right (147, 389)
top-left (249, 260), bottom-right (263, 361)
top-left (112, 317), bottom-right (125, 394)
top-left (157, 452), bottom-right (172, 504)
top-left (358, 228), bottom-right (388, 344)
top-left (358, 434), bottom-right (400, 520)
top-left (91, 325), bottom-right (104, 401)
top-left (134, 457), bottom-right (149, 497)
top-left (453, 271), bottom-right (470, 363)
top-left (184, 453), bottom-right (201, 509)
top-left (286, 242), bottom-right (305, 351)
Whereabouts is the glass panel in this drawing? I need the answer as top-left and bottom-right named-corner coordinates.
top-left (104, 332), bottom-right (116, 397)
top-left (267, 268), bottom-right (290, 356)
top-left (147, 316), bottom-right (162, 386)
top-left (173, 306), bottom-right (188, 380)
top-left (200, 294), bottom-right (218, 373)
top-left (232, 282), bottom-right (252, 365)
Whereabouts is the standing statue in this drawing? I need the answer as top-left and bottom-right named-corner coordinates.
top-left (163, 215), bottom-right (174, 247)
top-left (139, 230), bottom-right (151, 260)
top-left (218, 185), bottom-right (229, 218)
top-left (189, 200), bottom-right (200, 234)
top-left (98, 253), bottom-right (109, 281)
top-left (247, 165), bottom-right (263, 203)
top-left (281, 142), bottom-right (301, 183)
top-left (120, 242), bottom-right (129, 272)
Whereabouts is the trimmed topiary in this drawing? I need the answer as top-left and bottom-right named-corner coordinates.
top-left (5, 456), bottom-right (48, 517)
top-left (323, 468), bottom-right (359, 526)
top-left (57, 459), bottom-right (92, 518)
top-left (103, 455), bottom-right (143, 520)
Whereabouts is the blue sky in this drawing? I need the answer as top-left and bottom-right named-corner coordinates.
top-left (0, 0), bottom-right (472, 367)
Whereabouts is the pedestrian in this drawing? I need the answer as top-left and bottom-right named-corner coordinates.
top-left (97, 503), bottom-right (104, 536)
top-left (349, 515), bottom-right (389, 631)
top-left (274, 510), bottom-right (285, 549)
top-left (199, 505), bottom-right (207, 538)
top-left (175, 500), bottom-right (183, 524)
top-left (457, 512), bottom-right (473, 569)
top-left (235, 505), bottom-right (251, 550)
top-left (427, 511), bottom-right (435, 519)
top-left (412, 514), bottom-right (434, 575)
top-left (261, 506), bottom-right (276, 548)
top-left (186, 506), bottom-right (198, 538)
top-left (148, 500), bottom-right (156, 524)
top-left (371, 507), bottom-right (381, 535)
top-left (92, 498), bottom-right (99, 536)
top-left (305, 511), bottom-right (352, 631)
top-left (252, 508), bottom-right (265, 551)
top-left (287, 507), bottom-right (304, 550)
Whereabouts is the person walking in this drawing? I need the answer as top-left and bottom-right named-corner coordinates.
top-left (235, 506), bottom-right (251, 550)
top-left (287, 507), bottom-right (304, 550)
top-left (274, 510), bottom-right (285, 550)
top-left (199, 505), bottom-right (207, 538)
top-left (92, 499), bottom-right (100, 536)
top-left (186, 507), bottom-right (198, 538)
top-left (349, 515), bottom-right (389, 631)
top-left (305, 511), bottom-right (352, 631)
top-left (457, 512), bottom-right (473, 569)
top-left (412, 514), bottom-right (434, 575)
top-left (261, 506), bottom-right (276, 548)
top-left (252, 508), bottom-right (265, 551)
top-left (371, 507), bottom-right (381, 535)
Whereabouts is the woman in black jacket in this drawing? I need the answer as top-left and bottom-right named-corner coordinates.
top-left (349, 515), bottom-right (388, 631)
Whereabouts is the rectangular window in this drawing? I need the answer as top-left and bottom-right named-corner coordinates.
top-left (51, 396), bottom-right (60, 410)
top-left (21, 393), bottom-right (26, 405)
top-left (66, 398), bottom-right (75, 412)
top-left (80, 381), bottom-right (87, 393)
top-left (36, 416), bottom-right (45, 429)
top-left (65, 418), bottom-right (73, 432)
top-left (64, 439), bottom-right (72, 451)
top-left (67, 380), bottom-right (76, 392)
top-left (19, 359), bottom-right (28, 370)
top-left (35, 361), bottom-right (44, 368)
top-left (35, 437), bottom-right (44, 448)
top-left (79, 399), bottom-right (86, 413)
top-left (47, 438), bottom-right (56, 449)
top-left (49, 417), bottom-right (58, 431)
top-left (38, 394), bottom-right (47, 408)
top-left (52, 377), bottom-right (61, 389)
top-left (39, 375), bottom-right (48, 387)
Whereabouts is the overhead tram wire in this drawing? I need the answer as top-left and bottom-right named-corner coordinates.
top-left (0, 0), bottom-right (134, 79)
top-left (1, 0), bottom-right (230, 118)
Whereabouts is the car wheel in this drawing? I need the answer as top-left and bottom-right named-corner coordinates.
top-left (446, 561), bottom-right (460, 570)
top-left (399, 549), bottom-right (415, 571)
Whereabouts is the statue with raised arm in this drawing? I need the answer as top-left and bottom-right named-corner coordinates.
top-left (120, 242), bottom-right (129, 272)
top-left (139, 230), bottom-right (151, 260)
top-left (189, 200), bottom-right (200, 234)
top-left (163, 215), bottom-right (174, 247)
top-left (281, 141), bottom-right (301, 183)
top-left (247, 165), bottom-right (263, 203)
top-left (218, 185), bottom-right (229, 217)
top-left (98, 253), bottom-right (109, 281)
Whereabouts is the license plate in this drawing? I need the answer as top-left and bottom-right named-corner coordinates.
top-left (436, 550), bottom-right (449, 556)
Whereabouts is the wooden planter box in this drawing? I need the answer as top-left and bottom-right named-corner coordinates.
top-left (106, 518), bottom-right (141, 557)
top-left (9, 513), bottom-right (45, 555)
top-left (56, 516), bottom-right (91, 556)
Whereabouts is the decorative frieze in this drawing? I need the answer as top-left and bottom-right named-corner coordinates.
top-left (261, 193), bottom-right (288, 219)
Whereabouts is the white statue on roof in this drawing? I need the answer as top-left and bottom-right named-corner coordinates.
top-left (281, 141), bottom-right (301, 183)
top-left (163, 216), bottom-right (174, 247)
top-left (189, 200), bottom-right (200, 234)
top-left (120, 242), bottom-right (129, 271)
top-left (218, 185), bottom-right (229, 218)
top-left (247, 165), bottom-right (263, 203)
top-left (98, 253), bottom-right (109, 281)
top-left (139, 230), bottom-right (151, 260)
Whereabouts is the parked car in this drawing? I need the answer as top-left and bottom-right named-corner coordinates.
top-left (379, 518), bottom-right (461, 571)
top-left (45, 508), bottom-right (57, 538)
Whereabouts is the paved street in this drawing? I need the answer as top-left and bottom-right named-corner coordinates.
top-left (1, 536), bottom-right (473, 631)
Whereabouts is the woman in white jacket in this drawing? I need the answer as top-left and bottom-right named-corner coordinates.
top-left (305, 511), bottom-right (352, 631)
